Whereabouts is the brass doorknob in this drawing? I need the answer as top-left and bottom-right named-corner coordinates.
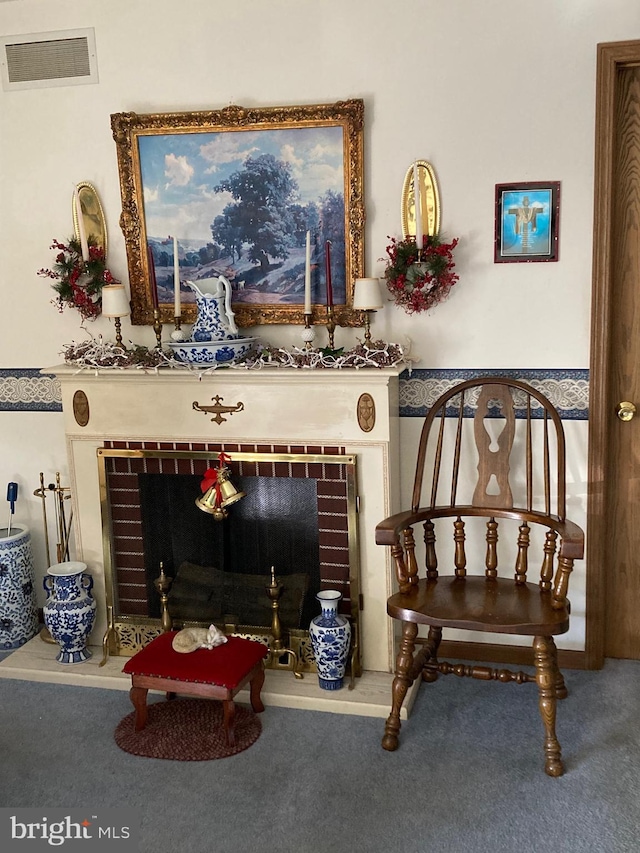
top-left (617, 401), bottom-right (637, 422)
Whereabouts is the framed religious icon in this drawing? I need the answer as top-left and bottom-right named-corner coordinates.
top-left (111, 101), bottom-right (365, 327)
top-left (494, 181), bottom-right (560, 263)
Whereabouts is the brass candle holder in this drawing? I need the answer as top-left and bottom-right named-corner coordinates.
top-left (152, 308), bottom-right (163, 348)
top-left (171, 316), bottom-right (189, 342)
top-left (326, 306), bottom-right (336, 350)
top-left (154, 562), bottom-right (173, 633)
top-left (302, 312), bottom-right (316, 350)
top-left (266, 567), bottom-right (303, 679)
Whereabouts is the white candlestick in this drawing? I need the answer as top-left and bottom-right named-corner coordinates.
top-left (413, 161), bottom-right (423, 253)
top-left (74, 187), bottom-right (90, 262)
top-left (173, 236), bottom-right (181, 317)
top-left (304, 230), bottom-right (311, 314)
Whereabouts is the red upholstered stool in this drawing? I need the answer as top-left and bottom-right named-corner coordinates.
top-left (122, 632), bottom-right (268, 746)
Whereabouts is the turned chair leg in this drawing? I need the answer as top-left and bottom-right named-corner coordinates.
top-left (421, 626), bottom-right (443, 682)
top-left (553, 649), bottom-right (568, 700)
top-left (382, 621), bottom-right (419, 751)
top-left (533, 635), bottom-right (564, 777)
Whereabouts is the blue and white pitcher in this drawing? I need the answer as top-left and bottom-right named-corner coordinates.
top-left (188, 276), bottom-right (239, 342)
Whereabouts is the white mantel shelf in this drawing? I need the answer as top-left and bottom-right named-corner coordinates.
top-left (43, 364), bottom-right (403, 711)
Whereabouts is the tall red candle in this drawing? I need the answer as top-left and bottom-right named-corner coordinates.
top-left (324, 240), bottom-right (333, 308)
top-left (147, 245), bottom-right (159, 309)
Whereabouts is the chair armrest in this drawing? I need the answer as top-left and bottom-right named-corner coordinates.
top-left (376, 507), bottom-right (585, 560)
top-left (375, 509), bottom-right (430, 545)
top-left (553, 518), bottom-right (585, 560)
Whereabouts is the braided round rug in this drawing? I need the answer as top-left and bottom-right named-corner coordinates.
top-left (114, 698), bottom-right (262, 760)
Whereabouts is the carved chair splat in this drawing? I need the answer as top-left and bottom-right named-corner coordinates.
top-left (376, 378), bottom-right (584, 776)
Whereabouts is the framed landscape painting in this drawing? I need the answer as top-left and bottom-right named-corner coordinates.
top-left (111, 101), bottom-right (365, 327)
top-left (494, 181), bottom-right (560, 263)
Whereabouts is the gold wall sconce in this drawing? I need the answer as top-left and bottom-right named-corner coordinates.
top-left (72, 181), bottom-right (108, 259)
top-left (401, 160), bottom-right (441, 249)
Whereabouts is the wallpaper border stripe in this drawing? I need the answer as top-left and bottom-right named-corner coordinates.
top-left (399, 368), bottom-right (589, 420)
top-left (0, 369), bottom-right (62, 411)
top-left (0, 368), bottom-right (589, 419)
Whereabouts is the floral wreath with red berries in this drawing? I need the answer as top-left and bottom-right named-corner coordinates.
top-left (38, 237), bottom-right (118, 321)
top-left (382, 233), bottom-right (459, 315)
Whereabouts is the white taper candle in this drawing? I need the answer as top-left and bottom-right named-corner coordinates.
top-left (304, 230), bottom-right (311, 314)
top-left (173, 236), bottom-right (181, 317)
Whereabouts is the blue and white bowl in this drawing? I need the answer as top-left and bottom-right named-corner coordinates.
top-left (168, 337), bottom-right (256, 365)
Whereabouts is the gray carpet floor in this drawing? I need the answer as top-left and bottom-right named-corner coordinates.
top-left (1, 658), bottom-right (639, 852)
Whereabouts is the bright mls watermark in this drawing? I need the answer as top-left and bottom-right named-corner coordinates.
top-left (0, 810), bottom-right (139, 850)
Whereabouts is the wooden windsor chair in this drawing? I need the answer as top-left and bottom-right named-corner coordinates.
top-left (375, 377), bottom-right (584, 776)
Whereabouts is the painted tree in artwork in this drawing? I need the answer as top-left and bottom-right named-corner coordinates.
top-left (319, 189), bottom-right (346, 289)
top-left (212, 154), bottom-right (298, 273)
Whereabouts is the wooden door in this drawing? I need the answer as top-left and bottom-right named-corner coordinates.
top-left (588, 41), bottom-right (640, 664)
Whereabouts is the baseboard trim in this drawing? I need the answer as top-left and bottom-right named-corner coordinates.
top-left (437, 640), bottom-right (588, 671)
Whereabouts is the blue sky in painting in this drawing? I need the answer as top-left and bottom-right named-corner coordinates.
top-left (137, 125), bottom-right (344, 244)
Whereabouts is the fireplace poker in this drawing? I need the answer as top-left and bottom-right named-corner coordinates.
top-left (55, 472), bottom-right (72, 562)
top-left (6, 482), bottom-right (18, 536)
top-left (33, 473), bottom-right (73, 567)
top-left (35, 473), bottom-right (51, 567)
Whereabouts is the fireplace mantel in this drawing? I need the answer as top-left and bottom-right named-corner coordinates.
top-left (47, 364), bottom-right (403, 675)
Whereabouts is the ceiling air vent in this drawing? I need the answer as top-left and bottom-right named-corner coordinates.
top-left (0, 27), bottom-right (98, 91)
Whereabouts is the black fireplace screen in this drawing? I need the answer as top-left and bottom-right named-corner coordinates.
top-left (139, 473), bottom-right (320, 628)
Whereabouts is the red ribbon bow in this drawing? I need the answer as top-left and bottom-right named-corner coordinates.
top-left (200, 467), bottom-right (219, 494)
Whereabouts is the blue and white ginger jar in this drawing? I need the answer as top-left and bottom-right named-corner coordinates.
top-left (43, 561), bottom-right (96, 664)
top-left (0, 525), bottom-right (38, 649)
top-left (309, 590), bottom-right (351, 690)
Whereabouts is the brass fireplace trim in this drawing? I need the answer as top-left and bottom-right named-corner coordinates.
top-left (97, 448), bottom-right (361, 675)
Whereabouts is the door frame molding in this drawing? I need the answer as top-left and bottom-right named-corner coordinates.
top-left (587, 40), bottom-right (640, 668)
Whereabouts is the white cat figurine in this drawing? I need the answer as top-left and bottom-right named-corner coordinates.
top-left (171, 624), bottom-right (228, 653)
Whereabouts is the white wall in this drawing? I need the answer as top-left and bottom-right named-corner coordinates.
top-left (1, 0), bottom-right (638, 633)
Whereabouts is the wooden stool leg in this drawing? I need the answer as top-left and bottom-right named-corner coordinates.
top-left (130, 685), bottom-right (149, 732)
top-left (382, 621), bottom-right (419, 752)
top-left (223, 699), bottom-right (236, 747)
top-left (534, 635), bottom-right (564, 777)
top-left (250, 665), bottom-right (265, 713)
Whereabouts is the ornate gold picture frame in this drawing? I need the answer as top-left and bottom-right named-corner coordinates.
top-left (111, 101), bottom-right (365, 328)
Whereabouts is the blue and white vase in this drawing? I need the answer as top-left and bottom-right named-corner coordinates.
top-left (0, 525), bottom-right (38, 649)
top-left (309, 590), bottom-right (351, 690)
top-left (43, 561), bottom-right (96, 664)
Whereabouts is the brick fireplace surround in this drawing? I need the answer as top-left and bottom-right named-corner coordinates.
top-left (102, 440), bottom-right (355, 627)
top-left (0, 365), bottom-right (419, 718)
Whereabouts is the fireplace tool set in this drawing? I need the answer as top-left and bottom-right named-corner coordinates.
top-left (32, 473), bottom-right (75, 646)
top-left (33, 472), bottom-right (73, 567)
